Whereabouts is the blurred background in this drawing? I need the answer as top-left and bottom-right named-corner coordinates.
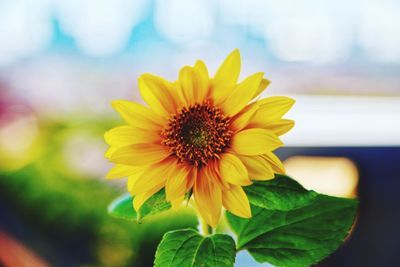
top-left (0, 0), bottom-right (399, 266)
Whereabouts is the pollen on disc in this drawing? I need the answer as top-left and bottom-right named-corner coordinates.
top-left (162, 101), bottom-right (232, 167)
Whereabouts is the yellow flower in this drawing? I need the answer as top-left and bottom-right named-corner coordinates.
top-left (105, 50), bottom-right (295, 227)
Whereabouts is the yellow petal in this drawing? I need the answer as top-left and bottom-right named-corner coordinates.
top-left (133, 186), bottom-right (163, 211)
top-left (111, 100), bottom-right (164, 130)
top-left (211, 49), bottom-right (241, 105)
top-left (250, 96), bottom-right (295, 126)
top-left (252, 78), bottom-right (271, 99)
top-left (230, 102), bottom-right (259, 132)
top-left (105, 146), bottom-right (118, 159)
top-left (263, 152), bottom-right (286, 174)
top-left (185, 167), bottom-right (197, 191)
top-left (133, 193), bottom-right (148, 211)
top-left (128, 176), bottom-right (136, 192)
top-left (169, 81), bottom-right (186, 109)
top-left (194, 165), bottom-right (222, 227)
top-left (194, 60), bottom-right (210, 100)
top-left (222, 185), bottom-right (251, 218)
top-left (208, 159), bottom-right (230, 190)
top-left (179, 65), bottom-right (208, 105)
top-left (130, 158), bottom-right (174, 195)
top-left (221, 72), bottom-right (264, 116)
top-left (109, 143), bottom-right (169, 166)
top-left (104, 126), bottom-right (160, 146)
top-left (165, 163), bottom-right (191, 201)
top-left (265, 119), bottom-right (295, 136)
top-left (170, 195), bottom-right (185, 210)
top-left (219, 153), bottom-right (252, 186)
top-left (127, 167), bottom-right (147, 192)
top-left (138, 73), bottom-right (177, 116)
top-left (105, 164), bottom-right (143, 179)
top-left (238, 155), bottom-right (275, 181)
top-left (232, 128), bottom-right (283, 155)
top-left (178, 66), bottom-right (195, 105)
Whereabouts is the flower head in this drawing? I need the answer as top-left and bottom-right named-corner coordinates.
top-left (105, 50), bottom-right (295, 227)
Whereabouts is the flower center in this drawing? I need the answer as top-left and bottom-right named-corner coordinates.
top-left (162, 101), bottom-right (232, 167)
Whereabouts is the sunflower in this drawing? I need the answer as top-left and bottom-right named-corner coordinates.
top-left (104, 50), bottom-right (294, 227)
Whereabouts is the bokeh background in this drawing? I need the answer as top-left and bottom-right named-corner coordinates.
top-left (1, 0), bottom-right (399, 266)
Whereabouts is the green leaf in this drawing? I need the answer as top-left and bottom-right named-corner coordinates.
top-left (138, 189), bottom-right (172, 220)
top-left (227, 175), bottom-right (358, 267)
top-left (244, 174), bottom-right (318, 211)
top-left (107, 189), bottom-right (172, 222)
top-left (154, 229), bottom-right (236, 267)
top-left (107, 193), bottom-right (137, 221)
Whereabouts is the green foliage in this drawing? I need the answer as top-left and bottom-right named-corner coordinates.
top-left (108, 190), bottom-right (172, 222)
top-left (227, 175), bottom-right (358, 267)
top-left (138, 190), bottom-right (172, 220)
top-left (243, 174), bottom-right (318, 210)
top-left (154, 229), bottom-right (236, 267)
top-left (107, 194), bottom-right (137, 221)
top-left (106, 174), bottom-right (357, 267)
top-left (1, 163), bottom-right (198, 267)
top-left (107, 175), bottom-right (358, 267)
